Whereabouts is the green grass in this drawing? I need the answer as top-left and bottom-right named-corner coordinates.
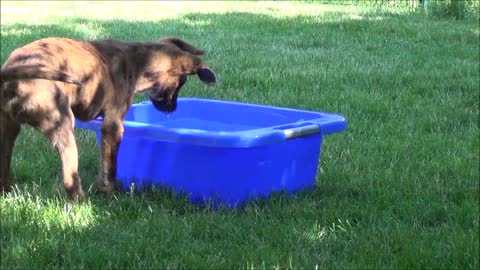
top-left (1, 1), bottom-right (479, 269)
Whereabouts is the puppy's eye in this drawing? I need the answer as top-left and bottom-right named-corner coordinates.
top-left (144, 71), bottom-right (159, 80)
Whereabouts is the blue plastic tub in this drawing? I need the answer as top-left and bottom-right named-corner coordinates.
top-left (75, 98), bottom-right (346, 207)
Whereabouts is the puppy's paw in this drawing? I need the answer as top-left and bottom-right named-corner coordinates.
top-left (96, 179), bottom-right (117, 194)
top-left (67, 188), bottom-right (85, 202)
top-left (1, 179), bottom-right (12, 194)
top-left (1, 185), bottom-right (12, 195)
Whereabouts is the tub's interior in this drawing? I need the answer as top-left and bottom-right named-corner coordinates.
top-left (124, 99), bottom-right (322, 132)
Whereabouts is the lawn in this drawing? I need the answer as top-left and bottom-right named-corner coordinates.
top-left (1, 1), bottom-right (479, 269)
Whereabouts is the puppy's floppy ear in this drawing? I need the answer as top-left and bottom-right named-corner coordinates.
top-left (197, 66), bottom-right (216, 85)
top-left (160, 37), bottom-right (205, 55)
top-left (172, 54), bottom-right (217, 86)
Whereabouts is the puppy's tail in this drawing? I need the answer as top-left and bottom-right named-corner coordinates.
top-left (0, 64), bottom-right (82, 85)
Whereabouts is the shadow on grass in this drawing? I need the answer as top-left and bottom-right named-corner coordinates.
top-left (2, 11), bottom-right (476, 61)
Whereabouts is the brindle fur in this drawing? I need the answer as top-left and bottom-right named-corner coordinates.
top-left (0, 37), bottom-right (217, 201)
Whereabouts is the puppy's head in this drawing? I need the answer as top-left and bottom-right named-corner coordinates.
top-left (134, 38), bottom-right (216, 113)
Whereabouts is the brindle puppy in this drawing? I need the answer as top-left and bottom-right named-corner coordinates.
top-left (0, 37), bottom-right (217, 201)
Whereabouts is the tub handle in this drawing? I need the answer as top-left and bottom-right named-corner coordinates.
top-left (282, 124), bottom-right (320, 139)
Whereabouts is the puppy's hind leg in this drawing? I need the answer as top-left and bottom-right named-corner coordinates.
top-left (34, 93), bottom-right (85, 201)
top-left (42, 111), bottom-right (85, 202)
top-left (0, 113), bottom-right (21, 194)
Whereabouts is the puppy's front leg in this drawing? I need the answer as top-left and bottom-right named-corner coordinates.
top-left (98, 117), bottom-right (124, 194)
top-left (0, 113), bottom-right (21, 194)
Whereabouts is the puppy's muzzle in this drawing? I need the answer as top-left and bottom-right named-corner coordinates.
top-left (147, 86), bottom-right (177, 113)
top-left (148, 75), bottom-right (187, 113)
top-left (150, 95), bottom-right (176, 113)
